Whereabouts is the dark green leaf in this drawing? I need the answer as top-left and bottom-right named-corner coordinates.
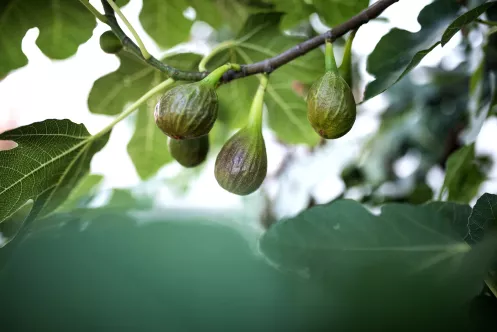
top-left (0, 0), bottom-right (95, 77)
top-left (442, 1), bottom-right (496, 46)
top-left (364, 0), bottom-right (461, 100)
top-left (1, 204), bottom-right (493, 329)
top-left (466, 193), bottom-right (497, 244)
top-left (0, 200), bottom-right (33, 249)
top-left (208, 13), bottom-right (321, 145)
top-left (314, 0), bottom-right (369, 27)
top-left (260, 199), bottom-right (496, 314)
top-left (426, 201), bottom-right (472, 240)
top-left (0, 119), bottom-right (110, 225)
top-left (440, 144), bottom-right (485, 203)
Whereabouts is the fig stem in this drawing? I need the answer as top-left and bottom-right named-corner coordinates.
top-left (199, 41), bottom-right (238, 72)
top-left (247, 74), bottom-right (269, 130)
top-left (92, 78), bottom-right (175, 141)
top-left (105, 0), bottom-right (151, 60)
top-left (200, 63), bottom-right (242, 88)
top-left (339, 29), bottom-right (357, 87)
top-left (325, 40), bottom-right (338, 74)
top-left (79, 0), bottom-right (107, 23)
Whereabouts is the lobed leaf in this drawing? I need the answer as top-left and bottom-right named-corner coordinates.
top-left (0, 119), bottom-right (110, 226)
top-left (0, 0), bottom-right (95, 77)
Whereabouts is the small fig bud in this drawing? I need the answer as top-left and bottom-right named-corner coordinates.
top-left (155, 83), bottom-right (218, 139)
top-left (215, 127), bottom-right (267, 196)
top-left (169, 135), bottom-right (209, 168)
top-left (215, 75), bottom-right (268, 196)
top-left (307, 40), bottom-right (356, 139)
top-left (99, 31), bottom-right (122, 54)
top-left (154, 63), bottom-right (241, 140)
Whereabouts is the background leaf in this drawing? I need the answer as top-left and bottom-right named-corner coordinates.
top-left (139, 0), bottom-right (193, 48)
top-left (440, 144), bottom-right (485, 203)
top-left (466, 193), bottom-right (497, 244)
top-left (54, 174), bottom-right (104, 213)
top-left (314, 0), bottom-right (369, 27)
top-left (260, 199), bottom-right (497, 318)
top-left (0, 0), bottom-right (96, 77)
top-left (364, 0), bottom-right (461, 100)
top-left (441, 1), bottom-right (496, 46)
top-left (208, 13), bottom-right (321, 145)
top-left (0, 119), bottom-right (110, 225)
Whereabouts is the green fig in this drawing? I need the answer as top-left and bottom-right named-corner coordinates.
top-left (99, 31), bottom-right (122, 54)
top-left (307, 40), bottom-right (356, 139)
top-left (215, 75), bottom-right (268, 196)
top-left (169, 135), bottom-right (209, 168)
top-left (154, 64), bottom-right (240, 140)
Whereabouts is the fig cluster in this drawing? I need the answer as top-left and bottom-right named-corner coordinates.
top-left (154, 37), bottom-right (356, 195)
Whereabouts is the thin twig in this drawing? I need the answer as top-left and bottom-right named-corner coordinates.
top-left (105, 0), bottom-right (151, 59)
top-left (92, 0), bottom-right (400, 82)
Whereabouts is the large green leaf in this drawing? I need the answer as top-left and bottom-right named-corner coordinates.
top-left (0, 0), bottom-right (96, 77)
top-left (426, 201), bottom-right (472, 240)
top-left (0, 119), bottom-right (110, 225)
top-left (364, 0), bottom-right (461, 100)
top-left (208, 13), bottom-right (321, 145)
top-left (466, 193), bottom-right (497, 244)
top-left (441, 1), bottom-right (496, 46)
top-left (1, 202), bottom-right (494, 329)
top-left (314, 0), bottom-right (369, 27)
top-left (260, 199), bottom-right (497, 317)
top-left (440, 144), bottom-right (485, 203)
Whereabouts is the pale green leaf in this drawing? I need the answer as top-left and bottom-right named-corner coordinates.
top-left (139, 0), bottom-right (192, 48)
top-left (207, 13), bottom-right (321, 145)
top-left (314, 0), bottom-right (369, 27)
top-left (55, 174), bottom-right (104, 213)
top-left (88, 53), bottom-right (201, 115)
top-left (0, 119), bottom-right (110, 225)
top-left (0, 0), bottom-right (96, 76)
top-left (440, 144), bottom-right (485, 203)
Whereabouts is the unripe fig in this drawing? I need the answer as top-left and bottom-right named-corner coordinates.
top-left (169, 135), bottom-right (209, 168)
top-left (215, 75), bottom-right (268, 196)
top-left (307, 40), bottom-right (356, 139)
top-left (154, 64), bottom-right (240, 140)
top-left (99, 31), bottom-right (122, 54)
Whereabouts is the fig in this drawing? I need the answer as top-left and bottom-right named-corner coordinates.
top-left (99, 31), bottom-right (122, 54)
top-left (215, 76), bottom-right (268, 196)
top-left (169, 135), bottom-right (209, 168)
top-left (307, 40), bottom-right (356, 139)
top-left (154, 64), bottom-right (240, 140)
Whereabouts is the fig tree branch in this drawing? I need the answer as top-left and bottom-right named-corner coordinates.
top-left (97, 0), bottom-right (399, 83)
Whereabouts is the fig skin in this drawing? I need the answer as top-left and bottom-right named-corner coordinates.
top-left (307, 70), bottom-right (356, 139)
top-left (168, 135), bottom-right (209, 168)
top-left (154, 83), bottom-right (218, 140)
top-left (99, 31), bottom-right (122, 54)
top-left (214, 127), bottom-right (267, 196)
